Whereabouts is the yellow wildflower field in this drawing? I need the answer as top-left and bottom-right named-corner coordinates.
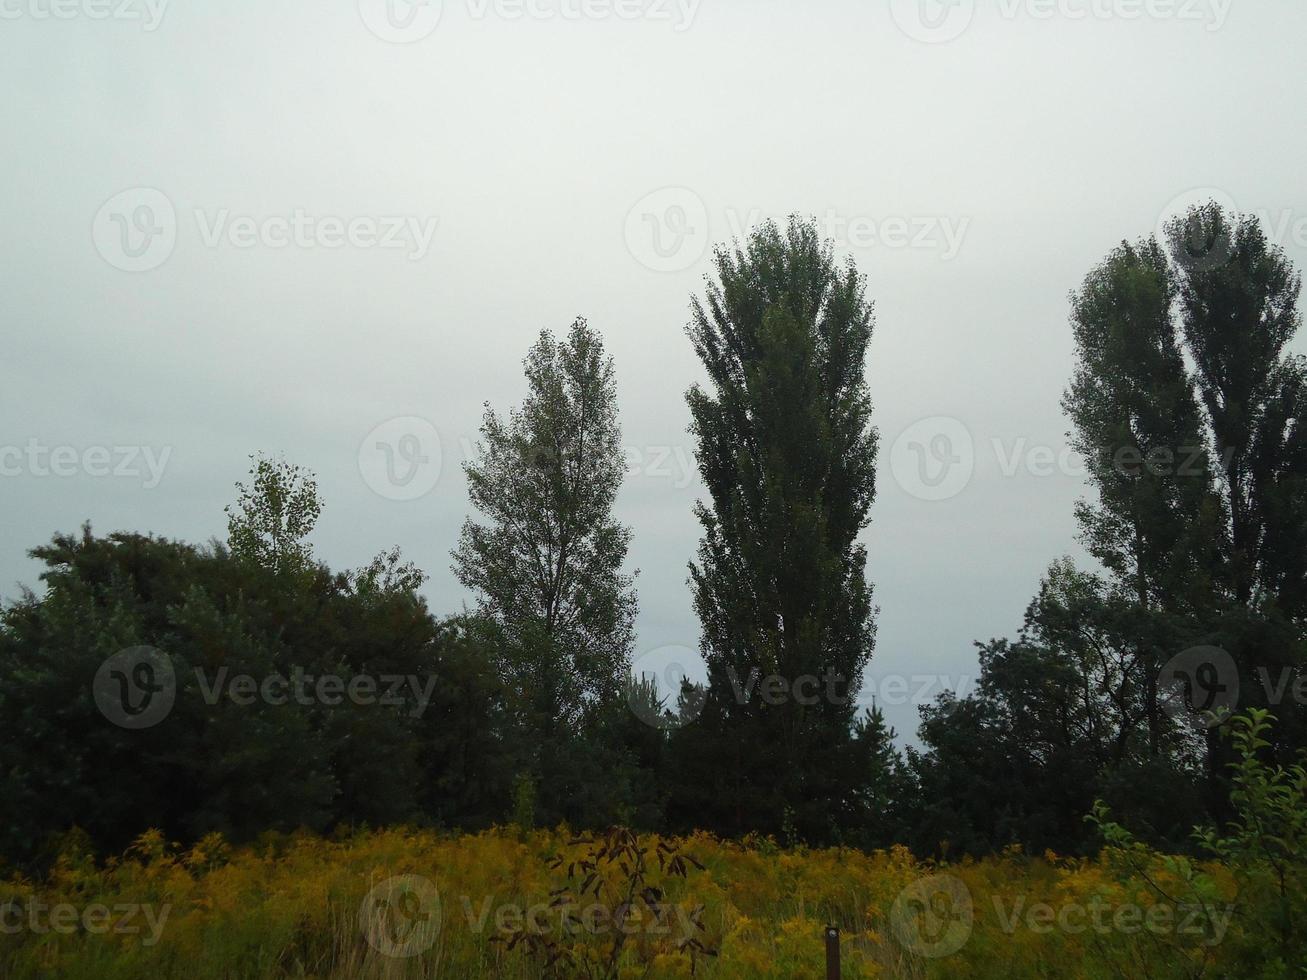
top-left (0, 827), bottom-right (1239, 979)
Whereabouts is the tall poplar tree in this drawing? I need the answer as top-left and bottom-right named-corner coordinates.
top-left (1167, 204), bottom-right (1306, 615)
top-left (671, 217), bottom-right (880, 841)
top-left (1166, 203), bottom-right (1307, 760)
top-left (1061, 236), bottom-right (1218, 760)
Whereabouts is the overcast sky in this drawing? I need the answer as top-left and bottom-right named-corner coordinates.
top-left (3, 0), bottom-right (1306, 742)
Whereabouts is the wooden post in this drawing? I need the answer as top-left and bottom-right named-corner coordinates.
top-left (825, 924), bottom-right (840, 979)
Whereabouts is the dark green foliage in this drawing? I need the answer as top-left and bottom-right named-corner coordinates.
top-left (912, 203), bottom-right (1307, 856)
top-left (908, 617), bottom-right (1205, 857)
top-left (1168, 204), bottom-right (1304, 611)
top-left (669, 215), bottom-right (885, 843)
top-left (1063, 236), bottom-right (1217, 616)
top-left (0, 525), bottom-right (511, 869)
top-left (1163, 207), bottom-right (1307, 765)
top-left (847, 705), bottom-right (913, 848)
top-left (909, 633), bottom-right (1106, 856)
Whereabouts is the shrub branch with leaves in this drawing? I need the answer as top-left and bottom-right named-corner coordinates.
top-left (494, 826), bottom-right (718, 979)
top-left (1091, 709), bottom-right (1307, 976)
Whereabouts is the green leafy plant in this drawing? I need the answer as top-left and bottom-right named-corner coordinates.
top-left (1193, 709), bottom-right (1307, 971)
top-left (1091, 709), bottom-right (1307, 977)
top-left (494, 825), bottom-right (718, 979)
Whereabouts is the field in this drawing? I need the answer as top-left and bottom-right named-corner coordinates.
top-left (0, 826), bottom-right (1243, 979)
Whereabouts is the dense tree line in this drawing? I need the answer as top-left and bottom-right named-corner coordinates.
top-left (908, 204), bottom-right (1307, 854)
top-left (1, 208), bottom-right (1303, 870)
